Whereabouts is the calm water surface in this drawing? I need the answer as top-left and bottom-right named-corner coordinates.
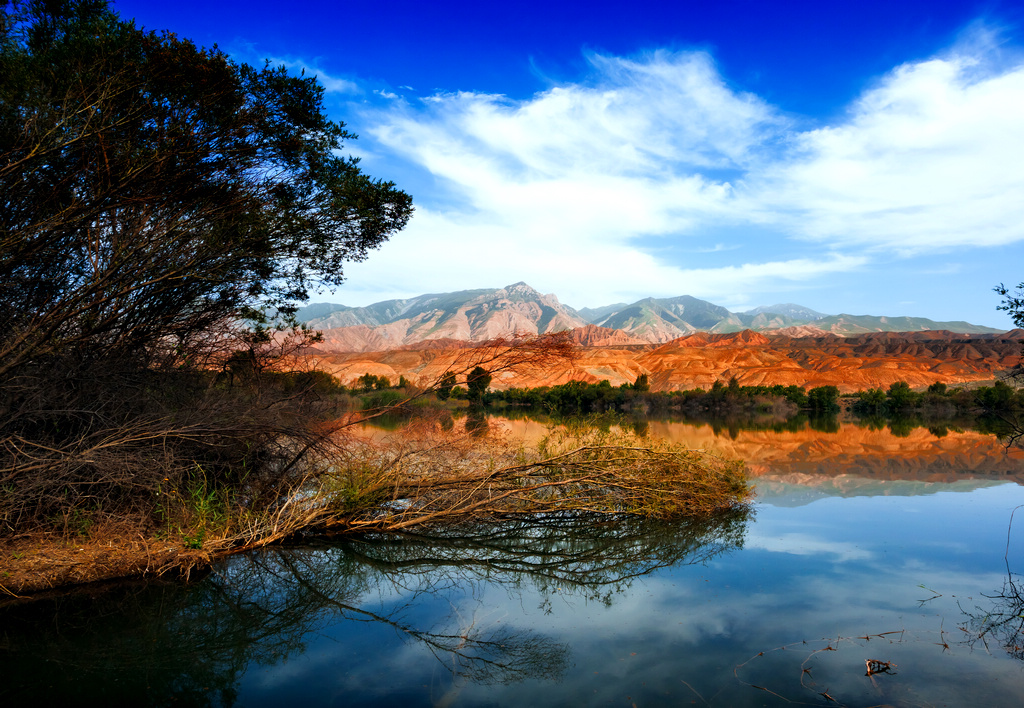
top-left (4, 421), bottom-right (1024, 707)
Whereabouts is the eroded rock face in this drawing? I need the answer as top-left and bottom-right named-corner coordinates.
top-left (314, 329), bottom-right (1022, 392)
top-left (565, 324), bottom-right (649, 347)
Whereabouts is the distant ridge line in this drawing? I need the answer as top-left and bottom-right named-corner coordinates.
top-left (296, 283), bottom-right (1007, 353)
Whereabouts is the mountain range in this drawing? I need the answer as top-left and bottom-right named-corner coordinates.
top-left (296, 282), bottom-right (1004, 353)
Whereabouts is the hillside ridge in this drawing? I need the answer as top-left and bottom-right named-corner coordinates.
top-left (315, 329), bottom-right (1024, 393)
top-left (297, 283), bottom-right (1005, 352)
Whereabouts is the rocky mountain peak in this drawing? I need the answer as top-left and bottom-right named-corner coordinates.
top-left (296, 284), bottom-right (1005, 352)
top-left (504, 281), bottom-right (539, 295)
top-left (744, 303), bottom-right (829, 321)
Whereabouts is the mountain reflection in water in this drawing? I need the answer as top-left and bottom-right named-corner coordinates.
top-left (493, 416), bottom-right (1024, 482)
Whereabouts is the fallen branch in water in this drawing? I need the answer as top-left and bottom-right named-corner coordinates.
top-left (201, 419), bottom-right (751, 552)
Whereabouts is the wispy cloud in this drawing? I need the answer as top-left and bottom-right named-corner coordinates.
top-left (341, 205), bottom-right (867, 309)
top-left (693, 243), bottom-right (741, 253)
top-left (334, 32), bottom-right (1024, 309)
top-left (269, 58), bottom-right (360, 93)
top-left (748, 30), bottom-right (1024, 253)
top-left (744, 533), bottom-right (873, 562)
top-left (344, 51), bottom-right (807, 306)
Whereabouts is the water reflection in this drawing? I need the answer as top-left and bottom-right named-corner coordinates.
top-left (463, 407), bottom-right (490, 437)
top-left (345, 510), bottom-right (749, 602)
top-left (0, 510), bottom-right (749, 705)
top-left (491, 416), bottom-right (1024, 483)
top-left (9, 413), bottom-right (1024, 706)
top-left (962, 571), bottom-right (1024, 661)
top-left (961, 507), bottom-right (1024, 660)
top-left (214, 545), bottom-right (569, 688)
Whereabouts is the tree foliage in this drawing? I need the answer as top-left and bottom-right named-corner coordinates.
top-left (0, 0), bottom-right (412, 376)
top-left (436, 372), bottom-right (457, 400)
top-left (0, 0), bottom-right (412, 531)
top-left (996, 282), bottom-right (1024, 330)
top-left (886, 380), bottom-right (920, 410)
top-left (355, 373), bottom-right (392, 392)
top-left (492, 379), bottom-right (812, 418)
top-left (466, 366), bottom-right (492, 405)
top-left (806, 385), bottom-right (840, 413)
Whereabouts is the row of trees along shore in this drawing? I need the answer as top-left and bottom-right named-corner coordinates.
top-left (486, 377), bottom-right (840, 416)
top-left (353, 373), bottom-right (1024, 443)
top-left (852, 380), bottom-right (1023, 416)
top-left (0, 1), bottom-right (752, 595)
top-left (348, 372), bottom-right (1022, 419)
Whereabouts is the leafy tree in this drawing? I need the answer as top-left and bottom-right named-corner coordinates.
top-left (996, 282), bottom-right (1024, 329)
top-left (355, 373), bottom-right (390, 392)
top-left (996, 283), bottom-right (1024, 390)
top-left (356, 373), bottom-right (377, 393)
top-left (807, 385), bottom-right (840, 413)
top-left (633, 374), bottom-right (650, 392)
top-left (0, 0), bottom-right (412, 528)
top-left (0, 0), bottom-right (413, 377)
top-left (886, 381), bottom-right (919, 410)
top-left (977, 381), bottom-right (1015, 411)
top-left (436, 372), bottom-right (457, 400)
top-left (781, 385), bottom-right (808, 408)
top-left (726, 376), bottom-right (741, 396)
top-left (466, 366), bottom-right (492, 405)
top-left (856, 387), bottom-right (887, 414)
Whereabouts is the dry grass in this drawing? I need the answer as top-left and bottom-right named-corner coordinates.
top-left (0, 525), bottom-right (210, 598)
top-left (0, 416), bottom-right (750, 597)
top-left (186, 417), bottom-right (753, 549)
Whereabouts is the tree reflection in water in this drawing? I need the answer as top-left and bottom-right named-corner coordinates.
top-left (0, 509), bottom-right (750, 705)
top-left (961, 506), bottom-right (1024, 659)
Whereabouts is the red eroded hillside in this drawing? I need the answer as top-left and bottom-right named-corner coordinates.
top-left (655, 330), bottom-right (773, 349)
top-left (565, 324), bottom-right (649, 347)
top-left (313, 330), bottom-right (1022, 392)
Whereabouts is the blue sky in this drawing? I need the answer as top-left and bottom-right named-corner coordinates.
top-left (115, 0), bottom-right (1024, 327)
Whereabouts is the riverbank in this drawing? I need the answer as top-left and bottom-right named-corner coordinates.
top-left (1, 421), bottom-right (751, 600)
top-left (1, 531), bottom-right (211, 599)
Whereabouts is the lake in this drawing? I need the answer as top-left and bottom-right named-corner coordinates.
top-left (3, 418), bottom-right (1024, 706)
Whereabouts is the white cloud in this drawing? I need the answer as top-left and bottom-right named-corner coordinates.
top-left (335, 36), bottom-right (1024, 307)
top-left (749, 36), bottom-right (1024, 252)
top-left (694, 243), bottom-right (741, 253)
top-left (341, 204), bottom-right (867, 308)
top-left (744, 533), bottom-right (873, 562)
top-left (342, 51), bottom-right (798, 305)
top-left (373, 50), bottom-right (778, 185)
